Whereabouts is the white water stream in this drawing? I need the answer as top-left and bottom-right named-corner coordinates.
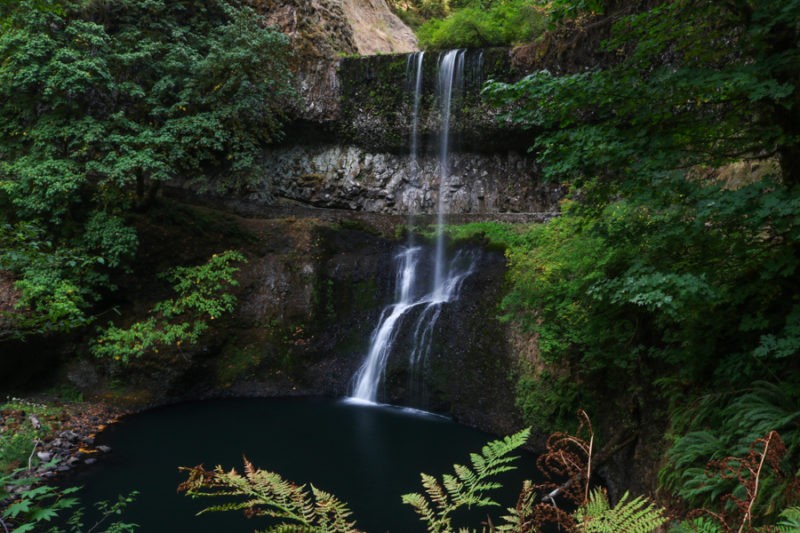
top-left (350, 50), bottom-right (476, 405)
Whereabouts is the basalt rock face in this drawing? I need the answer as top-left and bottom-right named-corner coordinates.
top-left (260, 49), bottom-right (559, 216)
top-left (169, 3), bottom-right (557, 216)
top-left (251, 144), bottom-right (562, 215)
top-left (336, 48), bottom-right (524, 152)
top-left (171, 48), bottom-right (562, 216)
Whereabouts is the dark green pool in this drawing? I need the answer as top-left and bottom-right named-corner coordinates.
top-left (71, 397), bottom-right (538, 532)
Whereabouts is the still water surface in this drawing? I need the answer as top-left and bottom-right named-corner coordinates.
top-left (73, 397), bottom-right (538, 532)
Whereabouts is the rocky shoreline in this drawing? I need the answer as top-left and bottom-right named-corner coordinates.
top-left (1, 399), bottom-right (124, 497)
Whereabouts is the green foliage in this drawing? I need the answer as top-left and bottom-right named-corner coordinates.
top-left (1, 470), bottom-right (81, 533)
top-left (441, 221), bottom-right (533, 249)
top-left (668, 516), bottom-right (724, 533)
top-left (574, 489), bottom-right (667, 533)
top-left (672, 505), bottom-right (800, 532)
top-left (178, 457), bottom-right (363, 533)
top-left (92, 250), bottom-right (245, 363)
top-left (0, 217), bottom-right (138, 337)
top-left (661, 382), bottom-right (800, 520)
top-left (499, 176), bottom-right (800, 514)
top-left (417, 0), bottom-right (548, 49)
top-left (536, 0), bottom-right (605, 24)
top-left (485, 2), bottom-right (800, 186)
top-left (478, 2), bottom-right (800, 528)
top-left (0, 398), bottom-right (63, 473)
top-left (776, 507), bottom-right (800, 532)
top-left (56, 491), bottom-right (139, 533)
top-left (0, 0), bottom-right (293, 338)
top-left (515, 369), bottom-right (581, 435)
top-left (0, 467), bottom-right (137, 533)
top-left (401, 428), bottom-right (530, 532)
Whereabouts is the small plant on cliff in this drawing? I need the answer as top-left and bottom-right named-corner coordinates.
top-left (91, 250), bottom-right (245, 363)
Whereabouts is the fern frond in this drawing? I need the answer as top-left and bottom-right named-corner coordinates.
top-left (401, 492), bottom-right (438, 525)
top-left (776, 506), bottom-right (800, 532)
top-left (495, 479), bottom-right (538, 532)
top-left (260, 525), bottom-right (318, 533)
top-left (668, 516), bottom-right (724, 533)
top-left (575, 488), bottom-right (667, 533)
top-left (421, 472), bottom-right (451, 511)
top-left (178, 461), bottom-right (363, 532)
top-left (402, 428), bottom-right (531, 532)
top-left (310, 485), bottom-right (358, 532)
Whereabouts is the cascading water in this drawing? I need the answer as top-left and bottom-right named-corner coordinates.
top-left (350, 246), bottom-right (422, 402)
top-left (433, 49), bottom-right (465, 293)
top-left (349, 49), bottom-right (475, 406)
top-left (407, 51), bottom-right (425, 174)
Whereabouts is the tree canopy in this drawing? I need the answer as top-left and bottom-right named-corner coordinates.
top-left (0, 0), bottom-right (294, 337)
top-left (482, 0), bottom-right (800, 521)
top-left (488, 0), bottom-right (800, 186)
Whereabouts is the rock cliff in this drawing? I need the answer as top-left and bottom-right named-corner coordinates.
top-left (248, 0), bottom-right (417, 121)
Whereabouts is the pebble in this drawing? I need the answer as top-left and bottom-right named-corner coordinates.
top-left (36, 451), bottom-right (52, 462)
top-left (60, 430), bottom-right (79, 442)
top-left (97, 445), bottom-right (112, 453)
top-left (84, 458), bottom-right (97, 465)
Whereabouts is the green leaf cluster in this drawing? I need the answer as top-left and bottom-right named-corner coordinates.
top-left (536, 0), bottom-right (605, 24)
top-left (91, 250), bottom-right (245, 363)
top-left (0, 467), bottom-right (137, 533)
top-left (484, 1), bottom-right (800, 185)
top-left (661, 382), bottom-right (800, 520)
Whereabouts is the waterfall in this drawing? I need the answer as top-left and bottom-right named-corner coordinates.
top-left (434, 49), bottom-right (465, 294)
top-left (350, 246), bottom-right (422, 402)
top-left (407, 51), bottom-right (425, 175)
top-left (349, 49), bottom-right (474, 406)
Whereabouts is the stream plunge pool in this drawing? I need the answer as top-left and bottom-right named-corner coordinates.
top-left (71, 397), bottom-right (538, 532)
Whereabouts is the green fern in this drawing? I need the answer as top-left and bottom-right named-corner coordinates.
top-left (776, 506), bottom-right (800, 532)
top-left (401, 428), bottom-right (532, 533)
top-left (178, 458), bottom-right (362, 533)
top-left (667, 516), bottom-right (724, 533)
top-left (662, 381), bottom-right (800, 519)
top-left (494, 479), bottom-right (537, 532)
top-left (574, 488), bottom-right (667, 533)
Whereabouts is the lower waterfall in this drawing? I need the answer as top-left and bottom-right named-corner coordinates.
top-left (349, 246), bottom-right (477, 404)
